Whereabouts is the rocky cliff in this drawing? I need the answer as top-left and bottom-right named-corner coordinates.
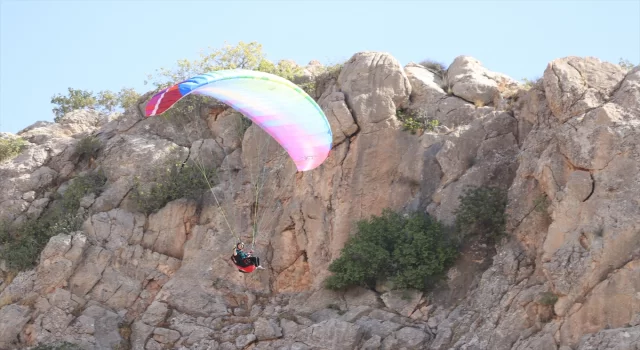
top-left (0, 52), bottom-right (638, 350)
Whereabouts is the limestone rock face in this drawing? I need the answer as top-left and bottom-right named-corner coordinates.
top-left (447, 55), bottom-right (519, 106)
top-left (318, 91), bottom-right (358, 146)
top-left (0, 304), bottom-right (31, 349)
top-left (428, 56), bottom-right (640, 350)
top-left (543, 56), bottom-right (626, 122)
top-left (0, 53), bottom-right (638, 350)
top-left (338, 51), bottom-right (411, 133)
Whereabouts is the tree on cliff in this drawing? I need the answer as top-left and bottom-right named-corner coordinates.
top-left (324, 209), bottom-right (459, 291)
top-left (325, 186), bottom-right (508, 292)
top-left (51, 87), bottom-right (140, 122)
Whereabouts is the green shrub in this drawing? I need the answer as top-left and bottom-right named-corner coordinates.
top-left (310, 63), bottom-right (344, 97)
top-left (326, 303), bottom-right (342, 312)
top-left (401, 116), bottom-right (423, 134)
top-left (138, 42), bottom-right (346, 130)
top-left (277, 311), bottom-right (297, 322)
top-left (73, 135), bottom-right (101, 161)
top-left (96, 90), bottom-right (119, 112)
top-left (51, 88), bottom-right (97, 122)
top-left (149, 93), bottom-right (217, 127)
top-left (325, 209), bottom-right (459, 291)
top-left (619, 58), bottom-right (636, 71)
top-left (51, 87), bottom-right (141, 122)
top-left (59, 170), bottom-right (108, 212)
top-left (396, 108), bottom-right (439, 134)
top-left (144, 41), bottom-right (336, 104)
top-left (145, 41), bottom-right (303, 88)
top-left (1, 170), bottom-right (107, 271)
top-left (1, 211), bottom-right (82, 271)
top-left (117, 321), bottom-right (132, 350)
top-left (425, 119), bottom-right (439, 131)
top-left (419, 59), bottom-right (447, 79)
top-left (234, 115), bottom-right (253, 140)
top-left (521, 78), bottom-right (535, 90)
top-left (521, 77), bottom-right (543, 91)
top-left (258, 59), bottom-right (306, 83)
top-left (0, 137), bottom-right (27, 163)
top-left (131, 162), bottom-right (217, 215)
top-left (454, 186), bottom-right (507, 242)
top-left (419, 59), bottom-right (452, 94)
top-left (118, 88), bottom-right (141, 110)
top-left (533, 194), bottom-right (550, 213)
top-left (538, 291), bottom-right (558, 305)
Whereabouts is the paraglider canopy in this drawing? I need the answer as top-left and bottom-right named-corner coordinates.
top-left (144, 69), bottom-right (333, 171)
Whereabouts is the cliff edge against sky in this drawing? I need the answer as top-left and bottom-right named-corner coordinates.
top-left (0, 52), bottom-right (639, 350)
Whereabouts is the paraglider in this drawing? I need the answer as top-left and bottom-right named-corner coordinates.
top-left (145, 69), bottom-right (333, 171)
top-left (144, 69), bottom-right (333, 273)
top-left (231, 242), bottom-right (264, 273)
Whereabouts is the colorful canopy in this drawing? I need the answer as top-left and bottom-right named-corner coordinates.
top-left (145, 69), bottom-right (333, 171)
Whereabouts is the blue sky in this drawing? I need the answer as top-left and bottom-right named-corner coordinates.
top-left (1, 0), bottom-right (639, 134)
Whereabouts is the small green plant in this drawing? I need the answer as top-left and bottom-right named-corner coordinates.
top-left (310, 63), bottom-right (344, 97)
top-left (521, 78), bottom-right (535, 90)
top-left (1, 209), bottom-right (81, 272)
top-left (521, 77), bottom-right (543, 91)
top-left (325, 209), bottom-right (459, 291)
top-left (401, 116), bottom-right (423, 134)
top-left (444, 82), bottom-right (453, 95)
top-left (234, 115), bottom-right (253, 140)
top-left (73, 135), bottom-right (101, 162)
top-left (538, 291), bottom-right (558, 305)
top-left (419, 59), bottom-right (447, 79)
top-left (116, 322), bottom-right (132, 350)
top-left (473, 99), bottom-right (485, 108)
top-left (418, 59), bottom-right (453, 95)
top-left (533, 194), bottom-right (550, 213)
top-left (131, 161), bottom-right (218, 215)
top-left (1, 170), bottom-right (106, 271)
top-left (277, 311), bottom-right (297, 322)
top-left (0, 221), bottom-right (9, 244)
top-left (401, 290), bottom-right (413, 301)
top-left (454, 186), bottom-right (508, 242)
top-left (619, 58), bottom-right (636, 71)
top-left (0, 137), bottom-right (27, 163)
top-left (327, 303), bottom-right (341, 311)
top-left (159, 95), bottom-right (209, 125)
top-left (59, 170), bottom-right (108, 211)
top-left (396, 108), bottom-right (439, 134)
top-left (425, 119), bottom-right (440, 131)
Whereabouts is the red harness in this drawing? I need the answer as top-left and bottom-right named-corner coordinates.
top-left (230, 256), bottom-right (256, 273)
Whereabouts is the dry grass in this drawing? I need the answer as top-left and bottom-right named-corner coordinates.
top-left (119, 324), bottom-right (132, 340)
top-left (496, 77), bottom-right (520, 98)
top-left (19, 292), bottom-right (39, 307)
top-left (0, 271), bottom-right (17, 307)
top-left (0, 293), bottom-right (13, 308)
